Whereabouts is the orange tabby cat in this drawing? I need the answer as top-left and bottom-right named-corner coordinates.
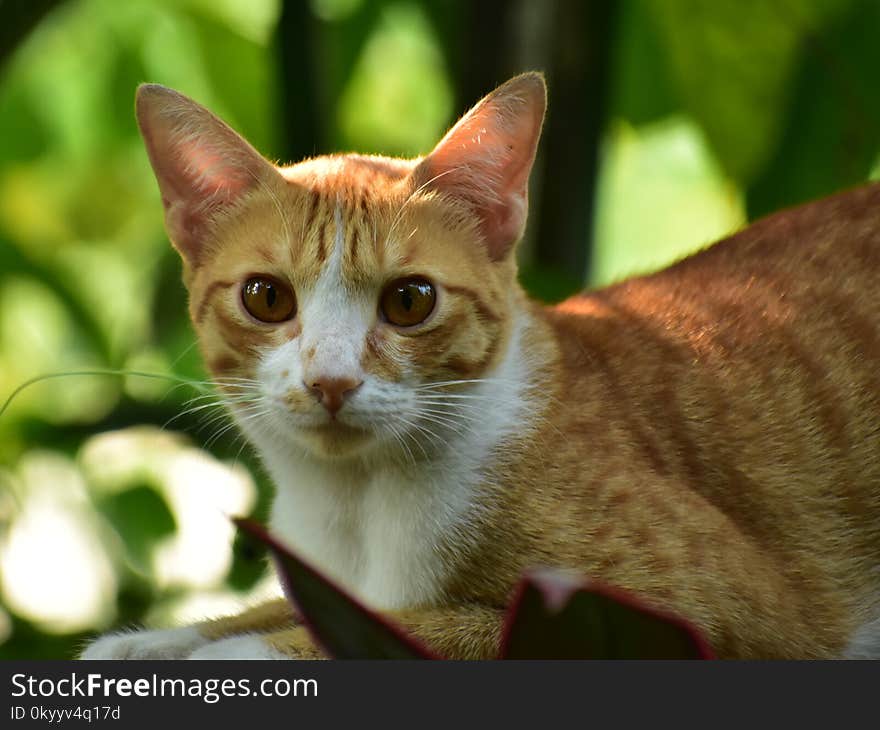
top-left (83, 73), bottom-right (880, 660)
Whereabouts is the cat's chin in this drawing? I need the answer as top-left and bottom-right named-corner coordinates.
top-left (294, 420), bottom-right (374, 460)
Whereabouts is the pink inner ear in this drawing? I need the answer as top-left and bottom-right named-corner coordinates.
top-left (186, 144), bottom-right (249, 200)
top-left (136, 84), bottom-right (272, 263)
top-left (415, 74), bottom-right (546, 260)
top-left (150, 134), bottom-right (255, 261)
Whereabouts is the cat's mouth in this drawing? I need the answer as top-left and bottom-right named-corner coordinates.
top-left (294, 416), bottom-right (373, 457)
top-left (302, 419), bottom-right (366, 437)
top-left (256, 396), bottom-right (376, 458)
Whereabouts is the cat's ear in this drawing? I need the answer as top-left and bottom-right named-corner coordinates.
top-left (135, 84), bottom-right (277, 264)
top-left (413, 72), bottom-right (546, 261)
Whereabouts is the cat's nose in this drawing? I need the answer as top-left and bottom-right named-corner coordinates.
top-left (307, 376), bottom-right (362, 415)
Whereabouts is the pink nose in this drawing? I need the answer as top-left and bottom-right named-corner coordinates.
top-left (307, 376), bottom-right (362, 414)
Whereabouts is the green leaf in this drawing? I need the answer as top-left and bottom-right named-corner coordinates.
top-left (747, 1), bottom-right (880, 217)
top-left (0, 235), bottom-right (111, 363)
top-left (608, 0), bottom-right (678, 127)
top-left (0, 82), bottom-right (52, 163)
top-left (235, 519), bottom-right (437, 659)
top-left (182, 7), bottom-right (277, 155)
top-left (500, 570), bottom-right (714, 659)
top-left (97, 483), bottom-right (177, 575)
top-left (648, 0), bottom-right (851, 184)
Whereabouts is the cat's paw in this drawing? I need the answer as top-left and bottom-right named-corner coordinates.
top-left (188, 635), bottom-right (287, 660)
top-left (81, 627), bottom-right (207, 660)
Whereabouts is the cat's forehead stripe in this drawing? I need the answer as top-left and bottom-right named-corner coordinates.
top-left (302, 192), bottom-right (321, 262)
top-left (330, 201), bottom-right (345, 276)
top-left (315, 217), bottom-right (328, 264)
top-left (280, 155), bottom-right (417, 280)
top-left (346, 227), bottom-right (361, 270)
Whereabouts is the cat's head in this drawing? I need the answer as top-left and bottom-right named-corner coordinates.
top-left (135, 73), bottom-right (546, 461)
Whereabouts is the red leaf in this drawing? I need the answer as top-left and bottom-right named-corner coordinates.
top-left (235, 519), bottom-right (438, 659)
top-left (500, 569), bottom-right (715, 659)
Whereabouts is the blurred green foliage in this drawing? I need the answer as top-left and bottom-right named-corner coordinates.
top-left (0, 0), bottom-right (878, 659)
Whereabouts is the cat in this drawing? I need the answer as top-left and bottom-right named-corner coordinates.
top-left (82, 72), bottom-right (880, 660)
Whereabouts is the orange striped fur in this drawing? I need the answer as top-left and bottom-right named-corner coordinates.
top-left (82, 74), bottom-right (880, 660)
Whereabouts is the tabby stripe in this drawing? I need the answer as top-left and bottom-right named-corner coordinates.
top-left (303, 192), bottom-right (319, 236)
top-left (591, 291), bottom-right (700, 485)
top-left (852, 235), bottom-right (880, 275)
top-left (363, 331), bottom-right (383, 362)
top-left (583, 462), bottom-right (623, 542)
top-left (213, 309), bottom-right (264, 350)
top-left (255, 245), bottom-right (276, 265)
top-left (316, 220), bottom-right (328, 264)
top-left (750, 255), bottom-right (880, 425)
top-left (208, 353), bottom-right (242, 373)
top-left (710, 272), bottom-right (849, 455)
top-left (728, 264), bottom-right (873, 520)
top-left (362, 330), bottom-right (402, 380)
top-left (196, 280), bottom-right (237, 324)
top-left (347, 227), bottom-right (360, 268)
top-left (700, 275), bottom-right (860, 524)
top-left (444, 284), bottom-right (501, 323)
top-left (579, 325), bottom-right (671, 477)
top-left (606, 289), bottom-right (748, 501)
top-left (448, 326), bottom-right (501, 377)
top-left (822, 296), bottom-right (880, 406)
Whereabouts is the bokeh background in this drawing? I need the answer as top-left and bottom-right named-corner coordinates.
top-left (1, 0), bottom-right (879, 659)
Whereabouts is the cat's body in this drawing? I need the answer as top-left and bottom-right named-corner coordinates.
top-left (82, 74), bottom-right (880, 660)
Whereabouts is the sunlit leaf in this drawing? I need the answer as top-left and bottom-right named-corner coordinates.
top-left (0, 237), bottom-right (110, 362)
top-left (337, 2), bottom-right (452, 156)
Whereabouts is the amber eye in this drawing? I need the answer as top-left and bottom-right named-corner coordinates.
top-left (380, 277), bottom-right (436, 327)
top-left (241, 277), bottom-right (296, 323)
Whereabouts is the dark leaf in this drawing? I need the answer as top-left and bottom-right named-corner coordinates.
top-left (96, 483), bottom-right (176, 575)
top-left (609, 0), bottom-right (678, 127)
top-left (0, 0), bottom-right (64, 71)
top-left (235, 518), bottom-right (437, 659)
top-left (746, 1), bottom-right (880, 217)
top-left (500, 569), bottom-right (715, 660)
top-left (648, 0), bottom-right (851, 184)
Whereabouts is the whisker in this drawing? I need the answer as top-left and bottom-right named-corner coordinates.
top-left (202, 413), bottom-right (256, 450)
top-left (391, 415), bottom-right (432, 460)
top-left (231, 432), bottom-right (254, 468)
top-left (415, 393), bottom-right (510, 402)
top-left (416, 407), bottom-right (482, 428)
top-left (395, 414), bottom-right (447, 455)
top-left (417, 415), bottom-right (471, 440)
top-left (384, 420), bottom-right (417, 467)
top-left (414, 378), bottom-right (498, 389)
top-left (414, 399), bottom-right (503, 414)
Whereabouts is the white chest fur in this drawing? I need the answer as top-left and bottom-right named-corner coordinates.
top-left (264, 453), bottom-right (477, 609)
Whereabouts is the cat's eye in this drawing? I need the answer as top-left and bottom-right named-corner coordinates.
top-left (241, 277), bottom-right (296, 323)
top-left (380, 277), bottom-right (436, 327)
